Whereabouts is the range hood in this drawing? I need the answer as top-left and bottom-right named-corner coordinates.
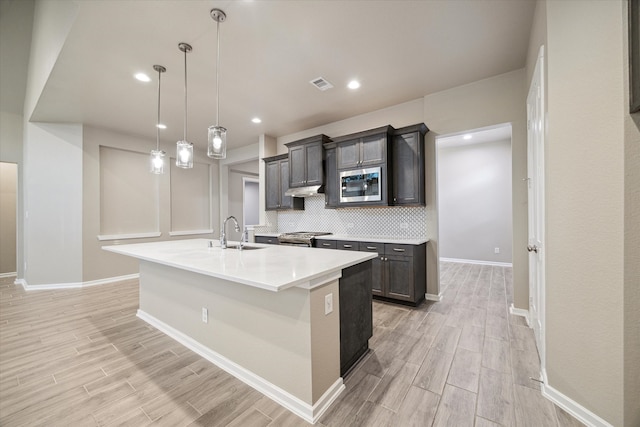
top-left (285, 185), bottom-right (324, 197)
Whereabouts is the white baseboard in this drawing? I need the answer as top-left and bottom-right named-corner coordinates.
top-left (18, 274), bottom-right (139, 291)
top-left (542, 380), bottom-right (614, 427)
top-left (0, 272), bottom-right (16, 279)
top-left (137, 309), bottom-right (344, 424)
top-left (440, 257), bottom-right (513, 267)
top-left (509, 303), bottom-right (530, 326)
top-left (425, 293), bottom-right (443, 302)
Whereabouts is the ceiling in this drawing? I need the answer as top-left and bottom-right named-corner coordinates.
top-left (19, 0), bottom-right (536, 152)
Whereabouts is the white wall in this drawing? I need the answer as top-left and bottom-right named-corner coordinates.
top-left (544, 0), bottom-right (625, 424)
top-left (24, 122), bottom-right (83, 286)
top-left (437, 138), bottom-right (513, 264)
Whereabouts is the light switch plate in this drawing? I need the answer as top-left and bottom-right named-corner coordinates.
top-left (202, 307), bottom-right (208, 323)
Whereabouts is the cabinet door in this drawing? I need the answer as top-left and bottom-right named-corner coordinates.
top-left (360, 134), bottom-right (386, 166)
top-left (359, 242), bottom-right (384, 296)
top-left (305, 142), bottom-right (324, 186)
top-left (324, 147), bottom-right (339, 208)
top-left (265, 160), bottom-right (280, 210)
top-left (385, 255), bottom-right (415, 302)
top-left (289, 145), bottom-right (306, 187)
top-left (280, 160), bottom-right (293, 209)
top-left (392, 132), bottom-right (424, 205)
top-left (337, 139), bottom-right (360, 169)
top-left (371, 256), bottom-right (384, 296)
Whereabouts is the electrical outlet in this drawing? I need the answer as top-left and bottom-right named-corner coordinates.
top-left (202, 307), bottom-right (208, 323)
top-left (399, 223), bottom-right (409, 229)
top-left (494, 247), bottom-right (500, 254)
top-left (346, 222), bottom-right (354, 229)
top-left (324, 294), bottom-right (333, 315)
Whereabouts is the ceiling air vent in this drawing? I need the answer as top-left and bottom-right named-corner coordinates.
top-left (310, 77), bottom-right (333, 91)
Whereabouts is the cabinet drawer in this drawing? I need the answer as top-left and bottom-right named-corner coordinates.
top-left (359, 242), bottom-right (384, 254)
top-left (337, 240), bottom-right (358, 251)
top-left (255, 236), bottom-right (279, 245)
top-left (315, 240), bottom-right (337, 249)
top-left (384, 243), bottom-right (414, 257)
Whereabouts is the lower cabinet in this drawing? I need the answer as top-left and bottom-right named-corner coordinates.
top-left (318, 239), bottom-right (426, 305)
top-left (254, 236), bottom-right (279, 245)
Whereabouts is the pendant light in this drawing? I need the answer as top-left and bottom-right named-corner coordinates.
top-left (208, 8), bottom-right (227, 159)
top-left (150, 64), bottom-right (167, 174)
top-left (176, 43), bottom-right (193, 168)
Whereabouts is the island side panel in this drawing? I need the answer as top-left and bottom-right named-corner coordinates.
top-left (309, 280), bottom-right (340, 402)
top-left (137, 260), bottom-right (340, 406)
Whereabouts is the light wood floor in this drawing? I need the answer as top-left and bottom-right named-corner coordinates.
top-left (0, 263), bottom-right (585, 427)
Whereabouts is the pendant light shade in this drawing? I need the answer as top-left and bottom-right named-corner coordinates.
top-left (208, 125), bottom-right (226, 158)
top-left (208, 8), bottom-right (227, 159)
top-left (176, 43), bottom-right (193, 169)
top-left (150, 64), bottom-right (166, 174)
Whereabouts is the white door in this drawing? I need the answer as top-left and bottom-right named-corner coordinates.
top-left (526, 45), bottom-right (546, 373)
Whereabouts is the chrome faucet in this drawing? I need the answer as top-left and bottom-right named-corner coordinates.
top-left (220, 216), bottom-right (240, 249)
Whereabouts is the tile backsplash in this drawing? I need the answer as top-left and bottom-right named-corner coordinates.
top-left (274, 195), bottom-right (428, 239)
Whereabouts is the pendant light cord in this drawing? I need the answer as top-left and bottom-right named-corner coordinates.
top-left (216, 18), bottom-right (220, 127)
top-left (157, 68), bottom-right (161, 151)
top-left (184, 46), bottom-right (188, 141)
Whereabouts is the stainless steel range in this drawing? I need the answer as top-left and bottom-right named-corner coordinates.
top-left (277, 231), bottom-right (332, 247)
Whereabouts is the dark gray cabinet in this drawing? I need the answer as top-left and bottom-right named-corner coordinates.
top-left (391, 124), bottom-right (428, 206)
top-left (381, 243), bottom-right (425, 304)
top-left (339, 260), bottom-right (373, 376)
top-left (254, 236), bottom-right (279, 245)
top-left (263, 154), bottom-right (304, 211)
top-left (323, 142), bottom-right (339, 208)
top-left (285, 135), bottom-right (329, 188)
top-left (317, 238), bottom-right (426, 305)
top-left (333, 126), bottom-right (392, 170)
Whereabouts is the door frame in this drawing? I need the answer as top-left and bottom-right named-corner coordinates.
top-left (526, 44), bottom-right (547, 379)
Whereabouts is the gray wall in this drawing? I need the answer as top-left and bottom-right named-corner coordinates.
top-left (437, 137), bottom-right (513, 264)
top-left (0, 162), bottom-right (17, 275)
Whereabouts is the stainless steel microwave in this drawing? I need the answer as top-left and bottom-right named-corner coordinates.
top-left (339, 167), bottom-right (382, 203)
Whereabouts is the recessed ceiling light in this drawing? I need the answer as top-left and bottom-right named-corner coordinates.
top-left (135, 72), bottom-right (151, 82)
top-left (156, 124), bottom-right (167, 129)
top-left (251, 117), bottom-right (262, 124)
top-left (463, 134), bottom-right (472, 140)
top-left (347, 80), bottom-right (361, 90)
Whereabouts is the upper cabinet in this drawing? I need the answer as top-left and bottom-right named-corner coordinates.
top-left (285, 135), bottom-right (330, 188)
top-left (263, 154), bottom-right (304, 211)
top-left (391, 123), bottom-right (429, 206)
top-left (333, 126), bottom-right (392, 170)
top-left (323, 141), bottom-right (339, 208)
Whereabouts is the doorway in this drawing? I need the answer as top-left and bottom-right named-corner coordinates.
top-left (436, 124), bottom-right (514, 275)
top-left (0, 162), bottom-right (18, 277)
top-left (243, 177), bottom-right (259, 229)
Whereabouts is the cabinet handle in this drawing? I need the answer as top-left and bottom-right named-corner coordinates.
top-left (322, 243), bottom-right (331, 247)
top-left (343, 244), bottom-right (353, 248)
top-left (366, 246), bottom-right (377, 250)
top-left (392, 248), bottom-right (406, 252)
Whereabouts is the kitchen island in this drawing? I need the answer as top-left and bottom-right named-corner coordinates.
top-left (103, 239), bottom-right (376, 424)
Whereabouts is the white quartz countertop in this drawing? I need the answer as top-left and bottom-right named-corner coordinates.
top-left (103, 238), bottom-right (377, 292)
top-left (254, 233), bottom-right (428, 245)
